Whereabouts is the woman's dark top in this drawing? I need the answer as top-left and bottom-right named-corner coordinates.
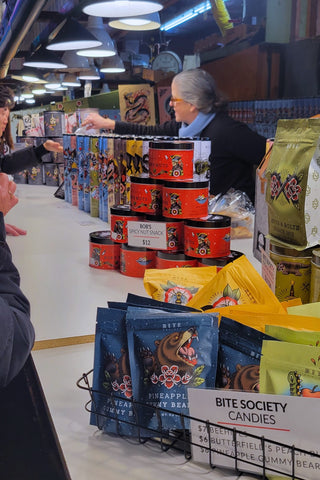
top-left (0, 144), bottom-right (47, 174)
top-left (114, 112), bottom-right (266, 203)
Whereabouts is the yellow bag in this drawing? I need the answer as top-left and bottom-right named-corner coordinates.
top-left (187, 255), bottom-right (281, 310)
top-left (144, 265), bottom-right (217, 305)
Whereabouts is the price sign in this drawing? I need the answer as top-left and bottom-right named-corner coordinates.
top-left (188, 388), bottom-right (320, 479)
top-left (127, 221), bottom-right (167, 249)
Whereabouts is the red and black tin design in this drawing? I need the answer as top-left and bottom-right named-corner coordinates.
top-left (130, 176), bottom-right (162, 215)
top-left (110, 204), bottom-right (144, 244)
top-left (156, 251), bottom-right (198, 269)
top-left (162, 180), bottom-right (209, 219)
top-left (120, 244), bottom-right (156, 277)
top-left (184, 214), bottom-right (231, 258)
top-left (149, 140), bottom-right (194, 180)
top-left (89, 231), bottom-right (120, 270)
top-left (145, 214), bottom-right (184, 252)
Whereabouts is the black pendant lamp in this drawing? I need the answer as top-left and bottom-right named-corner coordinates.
top-left (46, 18), bottom-right (102, 51)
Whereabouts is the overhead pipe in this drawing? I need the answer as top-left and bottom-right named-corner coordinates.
top-left (0, 0), bottom-right (50, 79)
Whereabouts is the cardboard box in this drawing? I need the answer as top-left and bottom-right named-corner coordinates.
top-left (253, 140), bottom-right (273, 262)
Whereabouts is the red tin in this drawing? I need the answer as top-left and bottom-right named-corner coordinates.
top-left (184, 215), bottom-right (231, 258)
top-left (197, 250), bottom-right (243, 271)
top-left (130, 175), bottom-right (162, 215)
top-left (110, 204), bottom-right (143, 244)
top-left (89, 231), bottom-right (120, 270)
top-left (156, 251), bottom-right (198, 269)
top-left (120, 244), bottom-right (156, 277)
top-left (162, 180), bottom-right (209, 219)
top-left (145, 214), bottom-right (184, 252)
top-left (149, 140), bottom-right (194, 180)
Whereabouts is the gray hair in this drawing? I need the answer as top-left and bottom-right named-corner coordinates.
top-left (172, 68), bottom-right (227, 114)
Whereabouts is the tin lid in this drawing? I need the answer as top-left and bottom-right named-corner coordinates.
top-left (270, 242), bottom-right (313, 258)
top-left (130, 175), bottom-right (161, 185)
top-left (185, 214), bottom-right (231, 228)
top-left (110, 204), bottom-right (142, 216)
top-left (163, 179), bottom-right (209, 188)
top-left (149, 141), bottom-right (193, 150)
top-left (312, 248), bottom-right (320, 266)
top-left (89, 230), bottom-right (113, 244)
top-left (156, 251), bottom-right (194, 261)
top-left (198, 250), bottom-right (243, 266)
top-left (120, 244), bottom-right (151, 252)
top-left (145, 214), bottom-right (184, 222)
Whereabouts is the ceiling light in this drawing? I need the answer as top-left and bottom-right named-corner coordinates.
top-left (25, 98), bottom-right (36, 104)
top-left (32, 86), bottom-right (47, 95)
top-left (78, 60), bottom-right (100, 80)
top-left (23, 46), bottom-right (68, 69)
top-left (109, 12), bottom-right (160, 30)
top-left (160, 0), bottom-right (211, 31)
top-left (82, 1), bottom-right (163, 18)
top-left (62, 73), bottom-right (81, 87)
top-left (61, 51), bottom-right (91, 72)
top-left (100, 54), bottom-right (125, 73)
top-left (45, 73), bottom-right (61, 89)
top-left (76, 16), bottom-right (116, 58)
top-left (46, 17), bottom-right (102, 51)
top-left (21, 88), bottom-right (34, 99)
top-left (21, 68), bottom-right (44, 83)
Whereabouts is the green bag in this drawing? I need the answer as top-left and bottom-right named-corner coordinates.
top-left (266, 118), bottom-right (320, 249)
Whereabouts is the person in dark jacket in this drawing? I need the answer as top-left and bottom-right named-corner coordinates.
top-left (82, 68), bottom-right (266, 203)
top-left (0, 85), bottom-right (63, 174)
top-left (0, 172), bottom-right (34, 387)
top-left (0, 85), bottom-right (63, 235)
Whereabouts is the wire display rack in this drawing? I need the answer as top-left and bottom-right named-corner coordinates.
top-left (77, 369), bottom-right (320, 480)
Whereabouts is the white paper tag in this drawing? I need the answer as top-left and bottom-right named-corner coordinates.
top-left (127, 220), bottom-right (167, 249)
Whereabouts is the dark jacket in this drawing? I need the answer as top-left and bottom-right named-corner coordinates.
top-left (114, 113), bottom-right (266, 203)
top-left (0, 144), bottom-right (47, 174)
top-left (0, 213), bottom-right (34, 387)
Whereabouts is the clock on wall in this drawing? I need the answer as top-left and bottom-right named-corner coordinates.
top-left (151, 51), bottom-right (183, 74)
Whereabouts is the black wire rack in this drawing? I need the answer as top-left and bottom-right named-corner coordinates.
top-left (77, 369), bottom-right (320, 480)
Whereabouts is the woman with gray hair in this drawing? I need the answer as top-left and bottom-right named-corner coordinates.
top-left (83, 68), bottom-right (266, 203)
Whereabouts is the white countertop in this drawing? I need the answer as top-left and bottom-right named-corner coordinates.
top-left (7, 185), bottom-right (262, 480)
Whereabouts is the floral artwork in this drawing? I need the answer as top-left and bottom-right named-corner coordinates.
top-left (118, 84), bottom-right (156, 125)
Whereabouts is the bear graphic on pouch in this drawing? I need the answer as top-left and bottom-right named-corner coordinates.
top-left (141, 327), bottom-right (199, 378)
top-left (222, 364), bottom-right (260, 392)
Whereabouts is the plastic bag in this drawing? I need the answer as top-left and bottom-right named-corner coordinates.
top-left (208, 188), bottom-right (254, 239)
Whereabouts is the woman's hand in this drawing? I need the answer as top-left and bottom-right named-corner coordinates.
top-left (81, 113), bottom-right (115, 131)
top-left (0, 173), bottom-right (18, 216)
top-left (5, 224), bottom-right (27, 236)
top-left (43, 140), bottom-right (63, 153)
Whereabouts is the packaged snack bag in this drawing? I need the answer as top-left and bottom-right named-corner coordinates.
top-left (144, 265), bottom-right (217, 305)
top-left (126, 310), bottom-right (219, 437)
top-left (216, 316), bottom-right (276, 391)
top-left (260, 340), bottom-right (320, 397)
top-left (90, 307), bottom-right (137, 436)
top-left (126, 293), bottom-right (200, 312)
top-left (265, 118), bottom-right (320, 249)
top-left (187, 255), bottom-right (281, 310)
top-left (265, 325), bottom-right (320, 345)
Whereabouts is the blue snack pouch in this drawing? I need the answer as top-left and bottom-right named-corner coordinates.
top-left (126, 310), bottom-right (219, 437)
top-left (90, 307), bottom-right (137, 436)
top-left (126, 293), bottom-right (200, 312)
top-left (216, 316), bottom-right (276, 392)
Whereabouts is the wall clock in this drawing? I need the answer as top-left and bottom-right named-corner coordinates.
top-left (151, 51), bottom-right (183, 74)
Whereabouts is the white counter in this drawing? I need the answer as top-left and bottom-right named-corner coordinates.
top-left (7, 185), bottom-right (262, 480)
